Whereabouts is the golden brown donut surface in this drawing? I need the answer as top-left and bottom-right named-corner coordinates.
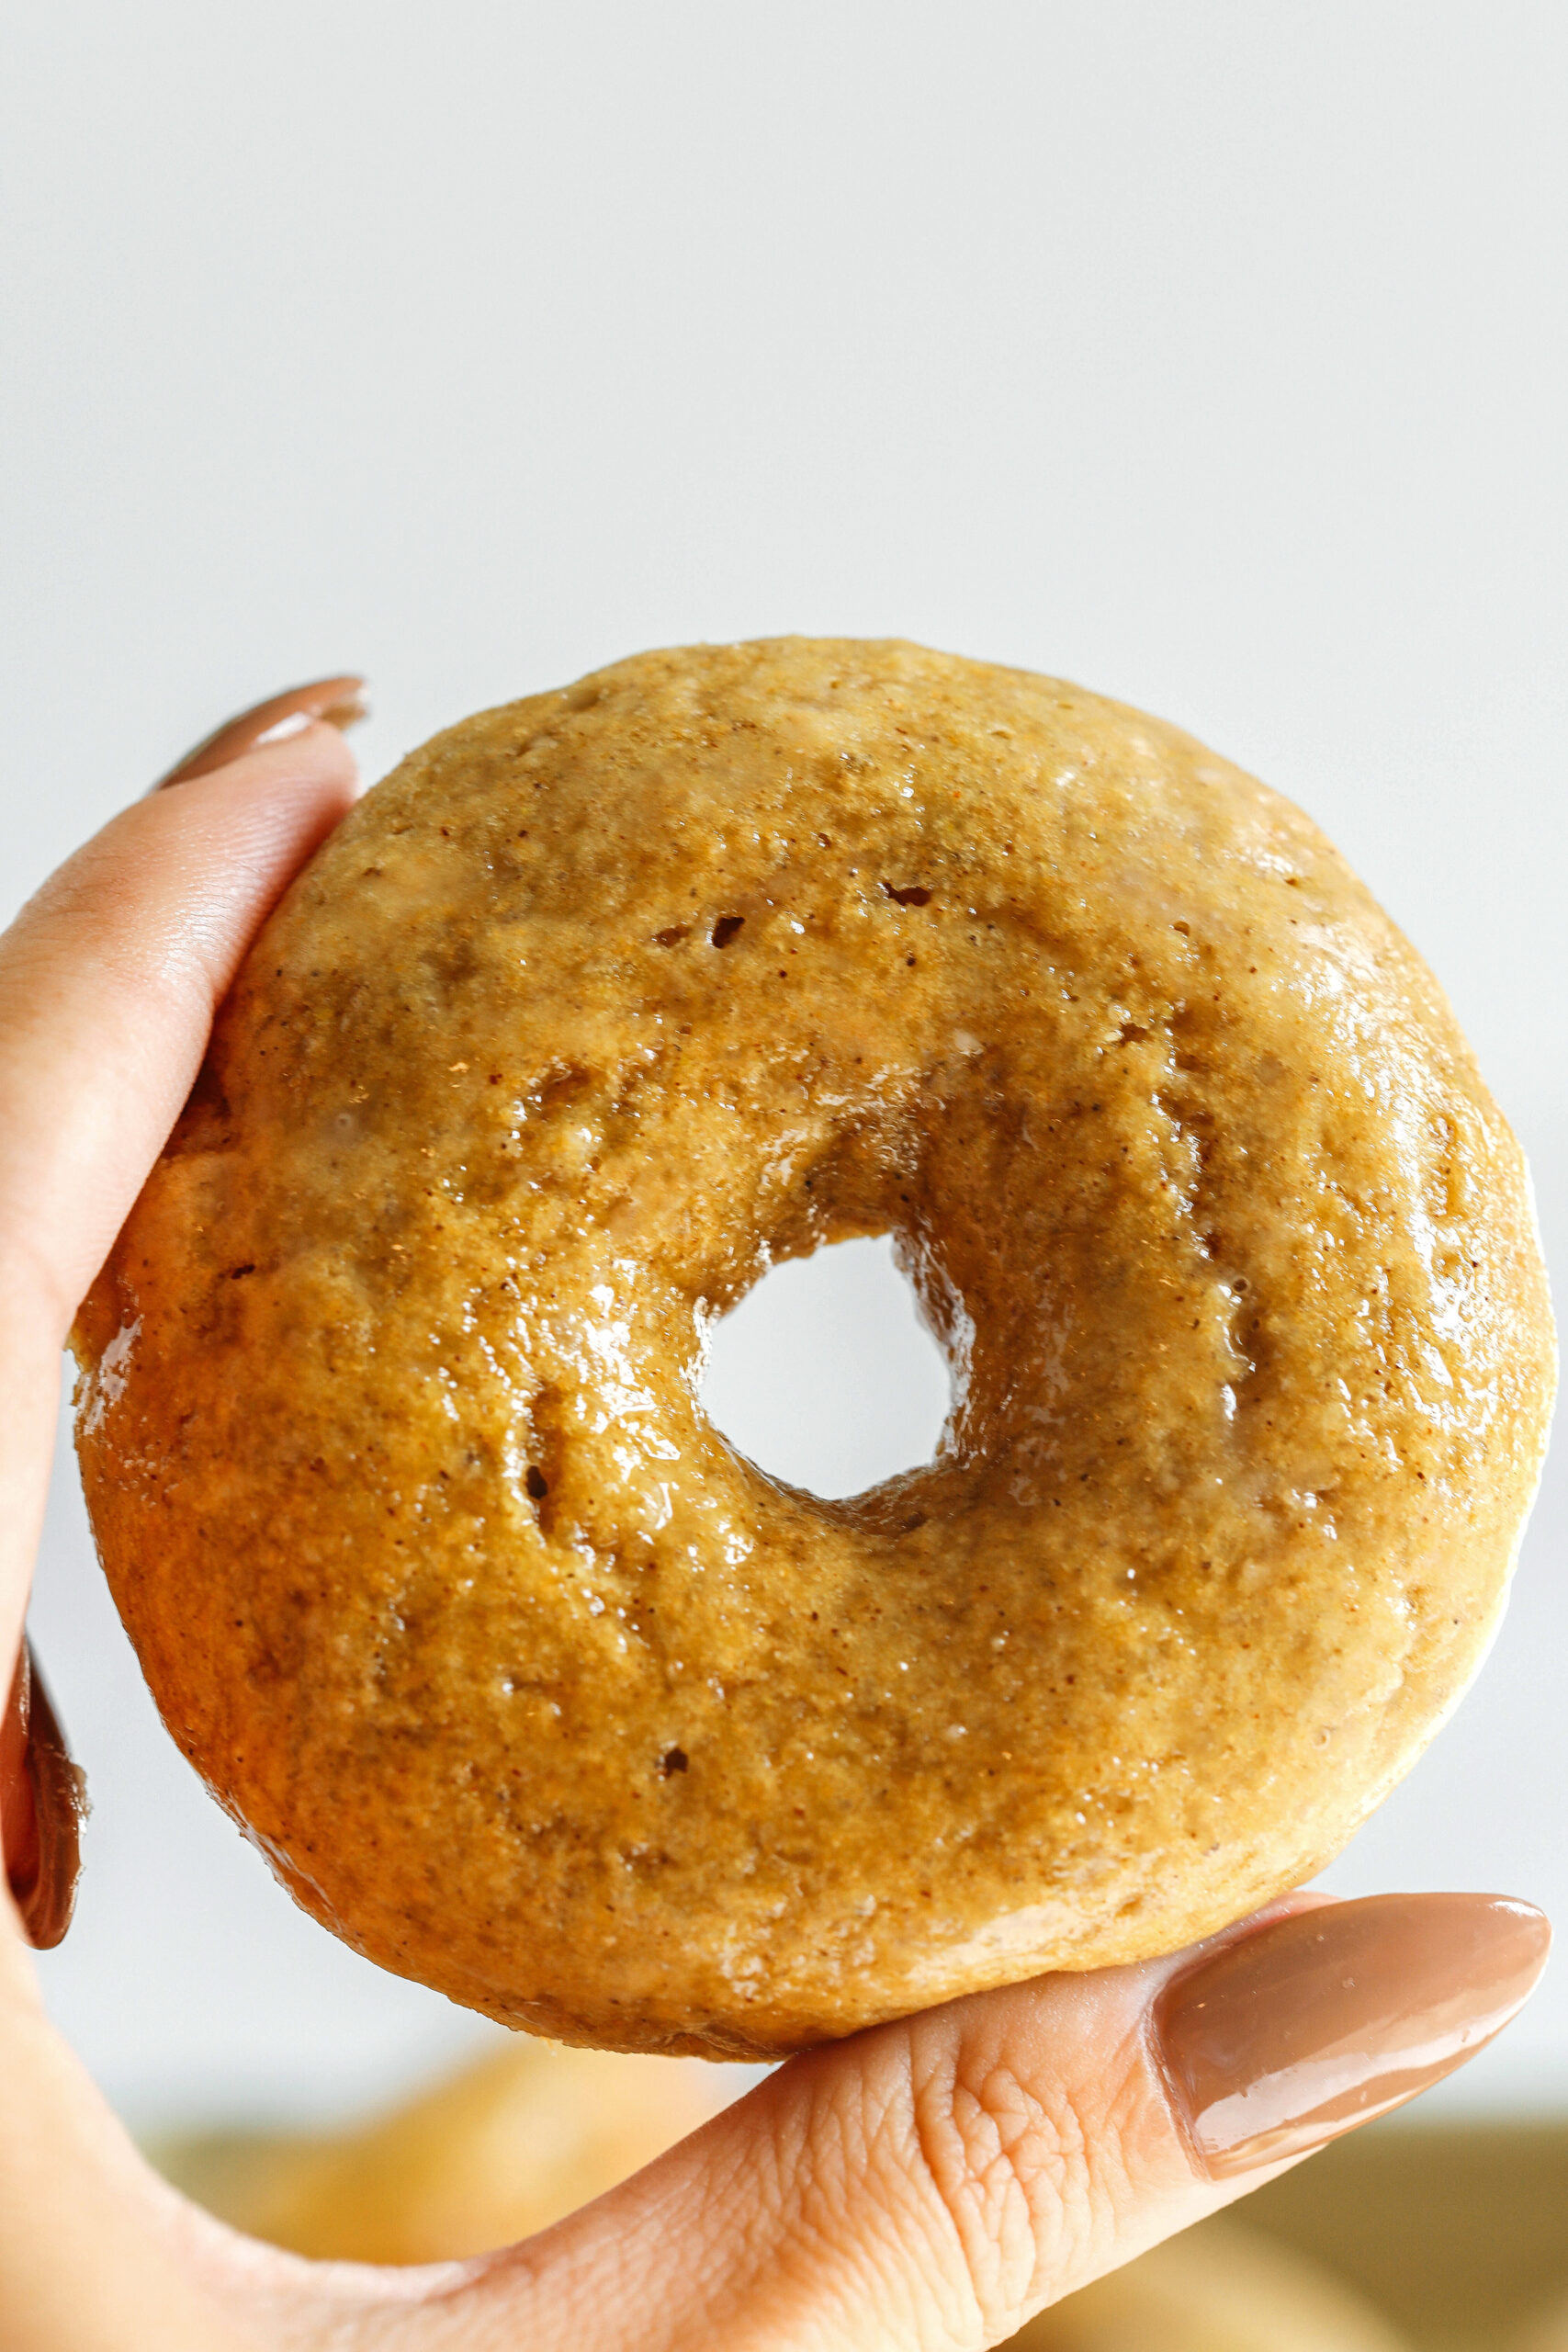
top-left (73, 640), bottom-right (1556, 2057)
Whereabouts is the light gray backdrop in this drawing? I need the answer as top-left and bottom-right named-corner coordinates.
top-left (2, 1), bottom-right (1562, 2134)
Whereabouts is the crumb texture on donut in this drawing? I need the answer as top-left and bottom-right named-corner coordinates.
top-left (74, 641), bottom-right (1556, 2056)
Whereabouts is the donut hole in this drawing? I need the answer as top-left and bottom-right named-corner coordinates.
top-left (699, 1234), bottom-right (950, 1500)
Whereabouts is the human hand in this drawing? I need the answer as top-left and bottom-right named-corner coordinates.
top-left (0, 689), bottom-right (1549, 2352)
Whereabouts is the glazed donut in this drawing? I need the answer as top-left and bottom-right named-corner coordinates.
top-left (74, 640), bottom-right (1555, 2058)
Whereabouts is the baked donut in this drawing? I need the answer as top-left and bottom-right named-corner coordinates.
top-left (73, 640), bottom-right (1555, 2058)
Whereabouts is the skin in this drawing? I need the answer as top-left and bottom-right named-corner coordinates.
top-left (0, 716), bottom-right (1493, 2350)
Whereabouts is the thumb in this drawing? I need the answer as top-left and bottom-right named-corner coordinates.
top-left (440, 1892), bottom-right (1547, 2352)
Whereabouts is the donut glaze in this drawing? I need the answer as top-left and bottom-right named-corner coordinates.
top-left (74, 641), bottom-right (1556, 2057)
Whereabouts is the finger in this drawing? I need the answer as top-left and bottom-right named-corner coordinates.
top-left (424, 1894), bottom-right (1547, 2352)
top-left (0, 709), bottom-right (360, 1682)
top-left (152, 673), bottom-right (367, 790)
top-left (0, 710), bottom-right (361, 1338)
top-left (0, 1912), bottom-right (259, 2352)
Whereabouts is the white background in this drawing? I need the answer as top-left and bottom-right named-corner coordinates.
top-left (2, 2), bottom-right (1562, 2134)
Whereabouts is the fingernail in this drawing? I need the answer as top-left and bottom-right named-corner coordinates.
top-left (152, 673), bottom-right (368, 791)
top-left (1154, 1892), bottom-right (1551, 2179)
top-left (2, 1640), bottom-right (88, 1951)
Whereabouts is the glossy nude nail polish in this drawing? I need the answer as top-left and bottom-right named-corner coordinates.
top-left (2, 1639), bottom-right (88, 1950)
top-left (1155, 1892), bottom-right (1551, 2178)
top-left (152, 673), bottom-right (367, 791)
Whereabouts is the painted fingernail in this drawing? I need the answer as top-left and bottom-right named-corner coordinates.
top-left (1154, 1893), bottom-right (1550, 2179)
top-left (2, 1639), bottom-right (89, 1951)
top-left (152, 673), bottom-right (368, 791)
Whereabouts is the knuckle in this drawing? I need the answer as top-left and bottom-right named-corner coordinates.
top-left (906, 2023), bottom-right (1131, 2334)
top-left (715, 2016), bottom-right (1148, 2348)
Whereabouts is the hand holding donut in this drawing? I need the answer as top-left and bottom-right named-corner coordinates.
top-left (0, 680), bottom-right (1549, 2352)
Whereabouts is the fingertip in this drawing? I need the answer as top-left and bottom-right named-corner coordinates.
top-left (170, 712), bottom-right (364, 825)
top-left (152, 675), bottom-right (368, 793)
top-left (122, 718), bottom-right (365, 910)
top-left (0, 715), bottom-right (369, 1336)
top-left (1153, 1891), bottom-right (1551, 2182)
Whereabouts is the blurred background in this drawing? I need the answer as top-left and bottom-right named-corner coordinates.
top-left (2, 3), bottom-right (1563, 2335)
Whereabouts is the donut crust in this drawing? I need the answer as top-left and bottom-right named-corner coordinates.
top-left (74, 641), bottom-right (1556, 2057)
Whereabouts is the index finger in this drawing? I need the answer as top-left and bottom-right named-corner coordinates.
top-left (0, 707), bottom-right (360, 1672)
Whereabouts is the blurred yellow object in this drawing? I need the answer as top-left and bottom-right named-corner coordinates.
top-left (1516, 2290), bottom-right (1568, 2352)
top-left (1243, 2122), bottom-right (1568, 2352)
top-left (152, 2036), bottom-right (728, 2265)
top-left (1010, 2220), bottom-right (1409, 2351)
